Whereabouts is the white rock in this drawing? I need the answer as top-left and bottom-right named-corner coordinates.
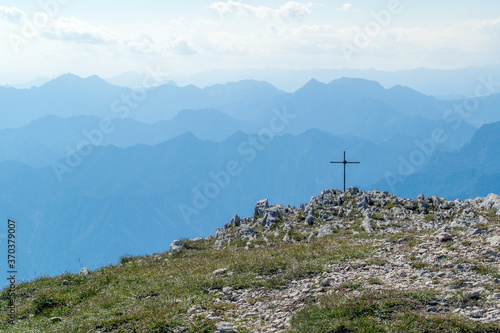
top-left (212, 268), bottom-right (228, 276)
top-left (169, 240), bottom-right (183, 254)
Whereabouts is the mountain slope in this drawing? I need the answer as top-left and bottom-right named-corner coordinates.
top-left (1, 188), bottom-right (500, 332)
top-left (0, 110), bottom-right (256, 167)
top-left (374, 121), bottom-right (500, 199)
top-left (0, 74), bottom-right (128, 128)
top-left (0, 74), bottom-right (481, 151)
top-left (0, 129), bottom-right (408, 284)
top-left (278, 78), bottom-right (475, 150)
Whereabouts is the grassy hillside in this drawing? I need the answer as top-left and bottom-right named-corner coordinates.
top-left (2, 189), bottom-right (500, 332)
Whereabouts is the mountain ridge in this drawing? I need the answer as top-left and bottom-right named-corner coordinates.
top-left (2, 187), bottom-right (500, 332)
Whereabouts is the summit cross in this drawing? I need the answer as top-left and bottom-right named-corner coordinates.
top-left (330, 151), bottom-right (360, 192)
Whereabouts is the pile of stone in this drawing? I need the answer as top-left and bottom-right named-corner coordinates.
top-left (168, 188), bottom-right (500, 332)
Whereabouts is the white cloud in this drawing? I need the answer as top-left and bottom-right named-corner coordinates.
top-left (276, 1), bottom-right (313, 22)
top-left (341, 3), bottom-right (352, 11)
top-left (0, 6), bottom-right (25, 24)
top-left (126, 32), bottom-right (161, 54)
top-left (41, 17), bottom-right (117, 44)
top-left (173, 40), bottom-right (197, 55)
top-left (1, 4), bottom-right (498, 76)
top-left (209, 1), bottom-right (313, 22)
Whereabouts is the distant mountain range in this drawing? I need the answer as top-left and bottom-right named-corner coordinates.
top-left (2, 72), bottom-right (500, 286)
top-left (1, 128), bottom-right (405, 283)
top-left (146, 65), bottom-right (500, 97)
top-left (0, 110), bottom-right (256, 167)
top-left (375, 121), bottom-right (500, 199)
top-left (2, 74), bottom-right (493, 150)
top-left (6, 66), bottom-right (500, 98)
top-left (3, 118), bottom-right (500, 284)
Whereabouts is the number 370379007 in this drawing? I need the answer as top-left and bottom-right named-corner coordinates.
top-left (7, 219), bottom-right (16, 269)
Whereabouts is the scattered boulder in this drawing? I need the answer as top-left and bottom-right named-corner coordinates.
top-left (261, 213), bottom-right (276, 228)
top-left (465, 227), bottom-right (482, 236)
top-left (361, 217), bottom-right (373, 233)
top-left (317, 225), bottom-right (333, 238)
top-left (214, 239), bottom-right (223, 250)
top-left (463, 290), bottom-right (481, 299)
top-left (305, 215), bottom-right (315, 225)
top-left (187, 305), bottom-right (202, 315)
top-left (237, 224), bottom-right (255, 240)
top-left (453, 263), bottom-right (474, 271)
top-left (481, 193), bottom-right (500, 212)
top-left (320, 277), bottom-right (335, 287)
top-left (265, 206), bottom-right (282, 218)
top-left (214, 321), bottom-right (234, 333)
top-left (230, 214), bottom-right (241, 227)
top-left (254, 199), bottom-right (269, 217)
top-left (169, 240), bottom-right (183, 254)
top-left (51, 317), bottom-right (62, 323)
top-left (437, 233), bottom-right (453, 242)
top-left (212, 268), bottom-right (228, 276)
top-left (79, 267), bottom-right (90, 276)
top-left (488, 236), bottom-right (500, 247)
top-left (215, 228), bottom-right (226, 239)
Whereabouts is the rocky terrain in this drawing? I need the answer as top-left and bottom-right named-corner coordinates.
top-left (172, 188), bottom-right (500, 332)
top-left (3, 188), bottom-right (500, 332)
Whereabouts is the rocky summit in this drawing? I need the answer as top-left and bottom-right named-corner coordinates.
top-left (3, 188), bottom-right (500, 332)
top-left (173, 188), bottom-right (500, 332)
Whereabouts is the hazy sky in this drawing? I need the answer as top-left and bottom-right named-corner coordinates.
top-left (1, 0), bottom-right (499, 83)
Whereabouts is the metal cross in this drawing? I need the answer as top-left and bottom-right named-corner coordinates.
top-left (330, 151), bottom-right (360, 192)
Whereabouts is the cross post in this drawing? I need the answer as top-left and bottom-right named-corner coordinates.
top-left (330, 151), bottom-right (360, 192)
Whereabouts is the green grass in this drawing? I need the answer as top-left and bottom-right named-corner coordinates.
top-left (289, 290), bottom-right (500, 332)
top-left (473, 263), bottom-right (499, 276)
top-left (424, 214), bottom-right (436, 222)
top-left (367, 278), bottom-right (383, 285)
top-left (384, 201), bottom-right (397, 210)
top-left (0, 234), bottom-right (375, 332)
top-left (371, 212), bottom-right (385, 220)
top-left (3, 221), bottom-right (499, 332)
top-left (335, 281), bottom-right (364, 291)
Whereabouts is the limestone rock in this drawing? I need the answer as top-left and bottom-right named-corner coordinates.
top-left (481, 193), bottom-right (500, 211)
top-left (169, 240), bottom-right (183, 254)
top-left (361, 217), bottom-right (373, 233)
top-left (212, 268), bottom-right (228, 276)
top-left (237, 224), bottom-right (255, 240)
top-left (305, 215), bottom-right (315, 226)
top-left (317, 225), bottom-right (333, 238)
top-left (230, 214), bottom-right (241, 227)
top-left (463, 290), bottom-right (481, 299)
top-left (437, 233), bottom-right (453, 242)
top-left (254, 199), bottom-right (269, 217)
top-left (488, 236), bottom-right (500, 247)
top-left (214, 321), bottom-right (234, 333)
